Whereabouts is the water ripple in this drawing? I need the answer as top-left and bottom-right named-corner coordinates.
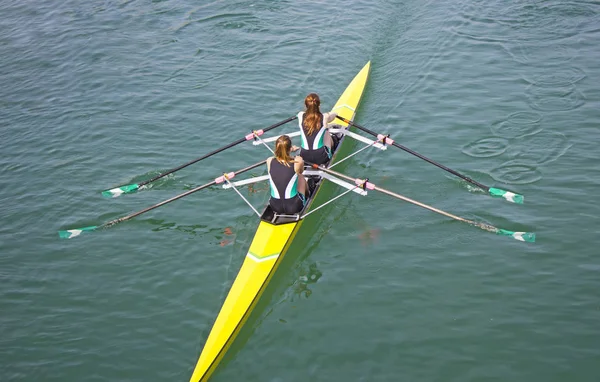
top-left (504, 42), bottom-right (576, 66)
top-left (496, 1), bottom-right (598, 40)
top-left (507, 131), bottom-right (573, 165)
top-left (491, 112), bottom-right (543, 139)
top-left (526, 84), bottom-right (585, 112)
top-left (452, 1), bottom-right (599, 44)
top-left (489, 161), bottom-right (543, 185)
top-left (462, 137), bottom-right (510, 158)
top-left (522, 66), bottom-right (587, 87)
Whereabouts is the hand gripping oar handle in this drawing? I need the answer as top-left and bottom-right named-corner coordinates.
top-left (138, 116), bottom-right (296, 187)
top-left (335, 115), bottom-right (489, 191)
top-left (308, 163), bottom-right (535, 242)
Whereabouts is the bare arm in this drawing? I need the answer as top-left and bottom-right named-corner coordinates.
top-left (294, 155), bottom-right (304, 174)
top-left (324, 112), bottom-right (338, 125)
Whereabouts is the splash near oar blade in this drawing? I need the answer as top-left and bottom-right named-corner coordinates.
top-left (488, 187), bottom-right (524, 204)
top-left (101, 183), bottom-right (140, 198)
top-left (58, 226), bottom-right (98, 239)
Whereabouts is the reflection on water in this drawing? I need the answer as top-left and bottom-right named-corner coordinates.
top-left (146, 218), bottom-right (236, 243)
top-left (292, 262), bottom-right (323, 299)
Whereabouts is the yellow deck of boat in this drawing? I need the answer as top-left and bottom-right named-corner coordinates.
top-left (190, 61), bottom-right (371, 382)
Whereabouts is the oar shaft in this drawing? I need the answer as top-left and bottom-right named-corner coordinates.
top-left (138, 116), bottom-right (296, 187)
top-left (313, 162), bottom-right (534, 242)
top-left (335, 116), bottom-right (489, 192)
top-left (389, 142), bottom-right (488, 191)
top-left (106, 160), bottom-right (267, 227)
top-left (109, 182), bottom-right (216, 225)
top-left (371, 185), bottom-right (470, 223)
top-left (312, 163), bottom-right (470, 224)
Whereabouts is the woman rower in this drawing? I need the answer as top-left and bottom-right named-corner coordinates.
top-left (298, 93), bottom-right (338, 165)
top-left (267, 135), bottom-right (307, 214)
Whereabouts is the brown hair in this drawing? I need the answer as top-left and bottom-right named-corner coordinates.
top-left (274, 135), bottom-right (293, 166)
top-left (303, 93), bottom-right (322, 136)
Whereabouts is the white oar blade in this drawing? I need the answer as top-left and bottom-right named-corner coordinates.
top-left (497, 229), bottom-right (535, 243)
top-left (489, 187), bottom-right (524, 204)
top-left (58, 226), bottom-right (98, 239)
top-left (101, 184), bottom-right (139, 198)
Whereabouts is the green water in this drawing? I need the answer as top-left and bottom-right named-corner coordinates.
top-left (2, 1), bottom-right (599, 381)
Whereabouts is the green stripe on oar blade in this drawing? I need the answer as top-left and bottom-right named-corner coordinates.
top-left (488, 187), bottom-right (524, 204)
top-left (496, 229), bottom-right (536, 243)
top-left (101, 184), bottom-right (139, 198)
top-left (58, 226), bottom-right (98, 239)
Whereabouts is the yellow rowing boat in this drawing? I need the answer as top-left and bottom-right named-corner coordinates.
top-left (190, 62), bottom-right (371, 382)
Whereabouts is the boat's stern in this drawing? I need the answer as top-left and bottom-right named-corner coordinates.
top-left (190, 220), bottom-right (299, 382)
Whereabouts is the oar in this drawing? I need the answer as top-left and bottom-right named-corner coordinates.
top-left (102, 116), bottom-right (296, 197)
top-left (61, 160), bottom-right (267, 239)
top-left (310, 164), bottom-right (535, 242)
top-left (335, 115), bottom-right (524, 204)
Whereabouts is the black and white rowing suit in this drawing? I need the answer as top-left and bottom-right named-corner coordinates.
top-left (297, 111), bottom-right (336, 165)
top-left (268, 158), bottom-right (306, 214)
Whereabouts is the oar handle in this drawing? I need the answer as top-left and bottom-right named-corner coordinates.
top-left (335, 116), bottom-right (489, 192)
top-left (137, 115), bottom-right (296, 187)
top-left (106, 160), bottom-right (267, 227)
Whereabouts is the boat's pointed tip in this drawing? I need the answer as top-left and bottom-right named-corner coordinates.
top-left (361, 61), bottom-right (372, 77)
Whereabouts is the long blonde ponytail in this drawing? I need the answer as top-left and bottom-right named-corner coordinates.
top-left (274, 135), bottom-right (293, 166)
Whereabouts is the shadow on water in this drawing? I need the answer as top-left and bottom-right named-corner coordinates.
top-left (289, 262), bottom-right (323, 300)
